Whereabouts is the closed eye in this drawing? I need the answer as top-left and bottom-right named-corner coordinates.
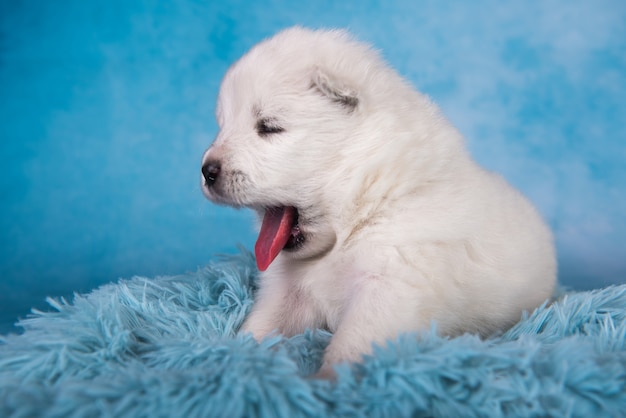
top-left (256, 118), bottom-right (284, 136)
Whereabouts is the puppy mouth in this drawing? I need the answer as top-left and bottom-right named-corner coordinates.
top-left (255, 206), bottom-right (306, 271)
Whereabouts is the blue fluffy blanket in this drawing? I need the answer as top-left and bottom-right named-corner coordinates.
top-left (1, 251), bottom-right (625, 417)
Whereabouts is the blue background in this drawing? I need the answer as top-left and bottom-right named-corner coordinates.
top-left (1, 0), bottom-right (625, 334)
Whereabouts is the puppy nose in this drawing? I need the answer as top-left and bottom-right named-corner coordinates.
top-left (202, 161), bottom-right (221, 186)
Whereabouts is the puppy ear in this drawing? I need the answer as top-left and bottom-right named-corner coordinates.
top-left (311, 67), bottom-right (359, 111)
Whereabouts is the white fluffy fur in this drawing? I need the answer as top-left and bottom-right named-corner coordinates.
top-left (201, 27), bottom-right (557, 377)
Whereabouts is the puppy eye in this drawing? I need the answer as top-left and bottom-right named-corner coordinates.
top-left (256, 118), bottom-right (284, 136)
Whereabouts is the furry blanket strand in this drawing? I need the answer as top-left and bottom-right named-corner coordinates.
top-left (1, 251), bottom-right (625, 417)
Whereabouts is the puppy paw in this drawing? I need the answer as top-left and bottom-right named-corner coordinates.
top-left (310, 363), bottom-right (337, 381)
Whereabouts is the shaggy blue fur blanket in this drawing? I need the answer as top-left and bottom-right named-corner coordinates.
top-left (1, 251), bottom-right (625, 417)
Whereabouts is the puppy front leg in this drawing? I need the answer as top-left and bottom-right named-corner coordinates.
top-left (239, 275), bottom-right (289, 341)
top-left (317, 275), bottom-right (429, 378)
top-left (240, 274), bottom-right (318, 340)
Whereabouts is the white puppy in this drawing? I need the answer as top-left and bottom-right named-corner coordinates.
top-left (201, 27), bottom-right (556, 377)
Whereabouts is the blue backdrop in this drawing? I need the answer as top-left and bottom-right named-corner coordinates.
top-left (1, 0), bottom-right (625, 333)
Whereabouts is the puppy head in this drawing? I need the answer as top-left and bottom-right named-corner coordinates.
top-left (200, 28), bottom-right (390, 267)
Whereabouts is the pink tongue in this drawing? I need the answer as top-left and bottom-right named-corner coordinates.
top-left (255, 206), bottom-right (296, 271)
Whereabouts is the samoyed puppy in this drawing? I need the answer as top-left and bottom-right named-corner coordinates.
top-left (201, 27), bottom-right (556, 377)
